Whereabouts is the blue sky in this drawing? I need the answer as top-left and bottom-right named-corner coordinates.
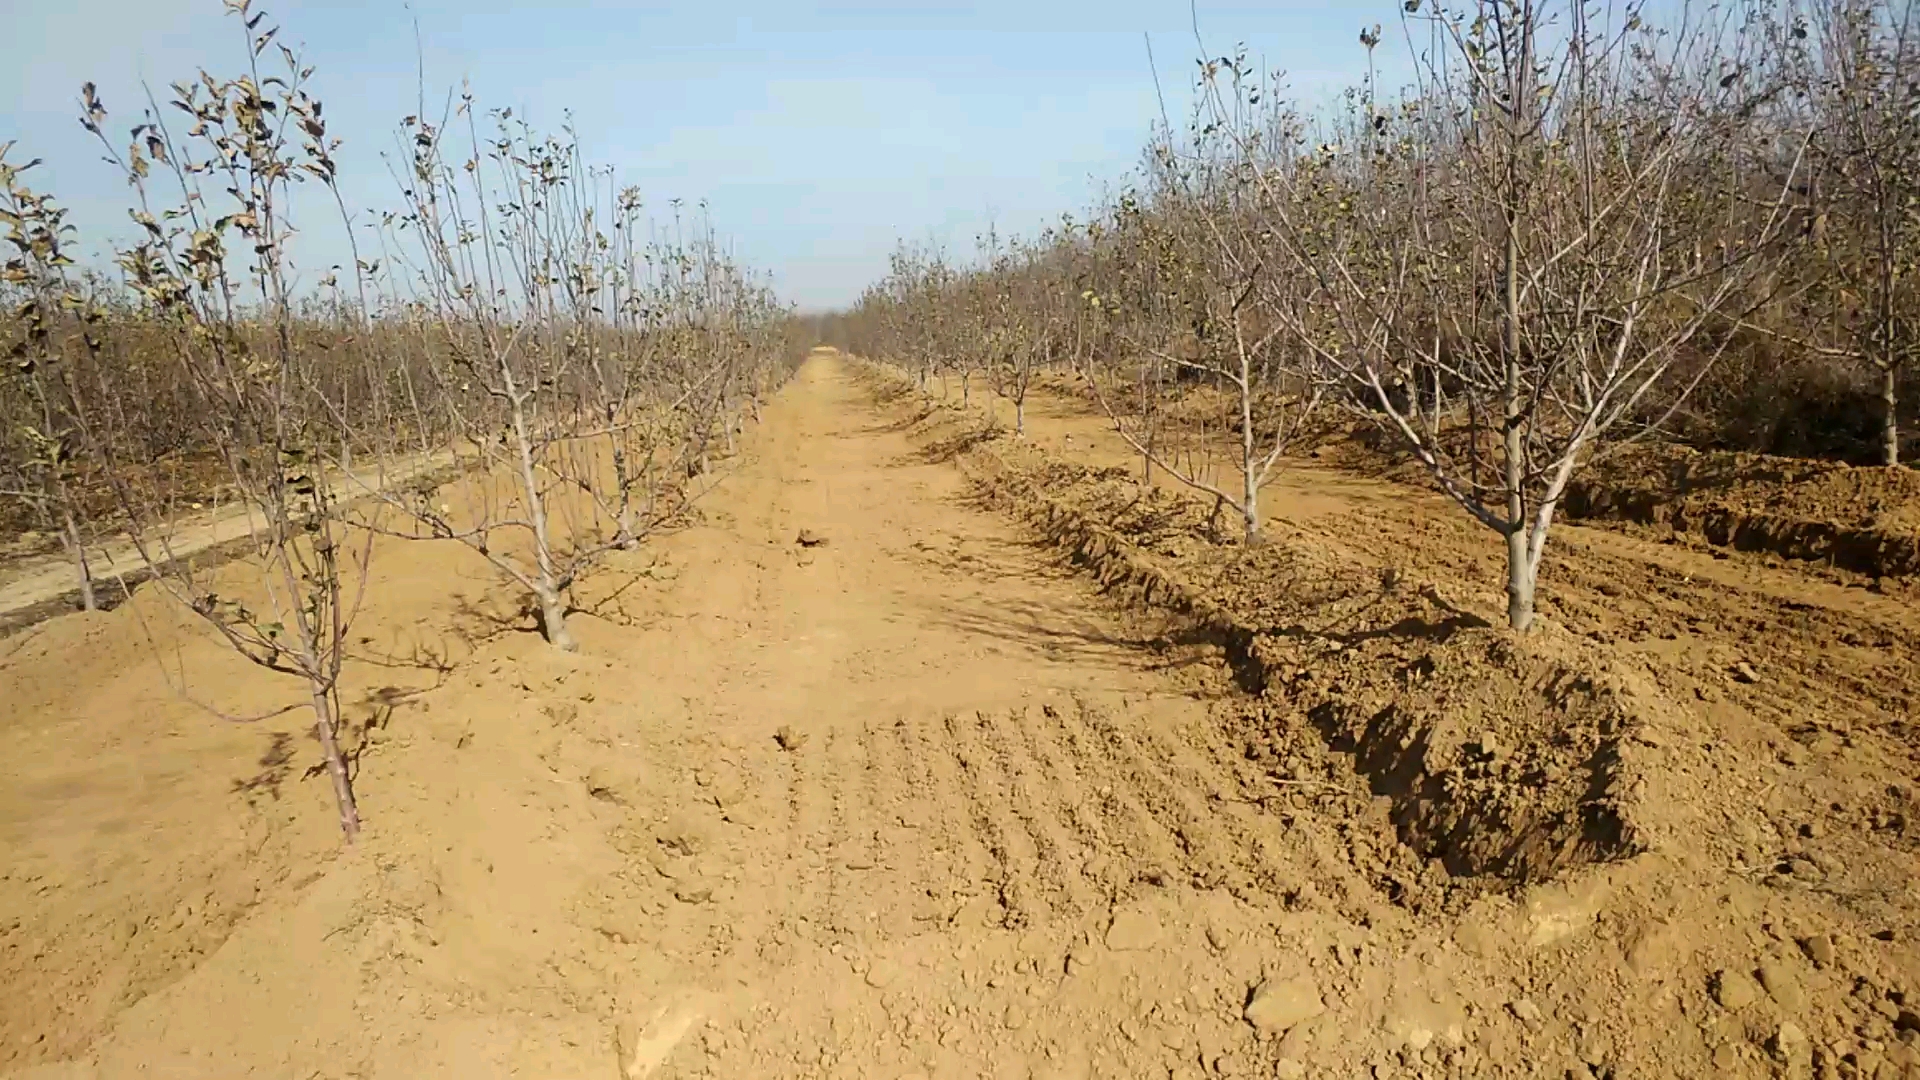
top-left (3, 0), bottom-right (1398, 310)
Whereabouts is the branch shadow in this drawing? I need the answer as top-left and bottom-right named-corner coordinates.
top-left (345, 636), bottom-right (458, 680)
top-left (566, 567), bottom-right (663, 629)
top-left (232, 731), bottom-right (296, 807)
top-left (449, 592), bottom-right (543, 648)
top-left (856, 403), bottom-right (940, 437)
top-left (918, 594), bottom-right (1162, 662)
top-left (918, 425), bottom-right (1006, 465)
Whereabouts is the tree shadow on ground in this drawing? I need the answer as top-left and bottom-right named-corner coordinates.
top-left (232, 731), bottom-right (297, 806)
top-left (919, 594), bottom-right (1160, 662)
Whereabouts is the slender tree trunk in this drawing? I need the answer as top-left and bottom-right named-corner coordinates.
top-left (610, 423), bottom-right (639, 549)
top-left (1883, 363), bottom-right (1900, 467)
top-left (1502, 212), bottom-right (1535, 633)
top-left (1502, 13), bottom-right (1538, 633)
top-left (1239, 346), bottom-right (1260, 544)
top-left (508, 393), bottom-right (575, 651)
top-left (1014, 396), bottom-right (1025, 436)
top-left (61, 506), bottom-right (97, 612)
top-left (309, 682), bottom-right (361, 841)
top-left (1139, 371), bottom-right (1153, 485)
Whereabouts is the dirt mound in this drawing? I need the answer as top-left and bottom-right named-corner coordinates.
top-left (1561, 444), bottom-right (1920, 580)
top-left (1322, 421), bottom-right (1920, 583)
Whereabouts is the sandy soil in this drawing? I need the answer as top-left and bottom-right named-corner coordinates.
top-left (1, 352), bottom-right (1916, 1080)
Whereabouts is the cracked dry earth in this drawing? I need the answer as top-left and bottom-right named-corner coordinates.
top-left (1, 352), bottom-right (1915, 1080)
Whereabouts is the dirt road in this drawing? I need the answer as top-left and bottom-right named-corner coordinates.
top-left (0, 450), bottom-right (454, 627)
top-left (2, 353), bottom-right (1915, 1079)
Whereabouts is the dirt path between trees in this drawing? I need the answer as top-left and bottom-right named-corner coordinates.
top-left (2, 353), bottom-right (1916, 1080)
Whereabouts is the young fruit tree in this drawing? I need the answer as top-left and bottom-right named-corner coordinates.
top-left (1780, 0), bottom-right (1920, 466)
top-left (1275, 0), bottom-right (1809, 629)
top-left (1, 149), bottom-right (102, 611)
top-left (986, 230), bottom-right (1079, 437)
top-left (1082, 50), bottom-right (1333, 544)
top-left (378, 103), bottom-right (782, 649)
top-left (77, 4), bottom-right (373, 838)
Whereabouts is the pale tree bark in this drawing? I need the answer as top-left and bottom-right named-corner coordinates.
top-left (1884, 363), bottom-right (1901, 467)
top-left (61, 506), bottom-right (96, 612)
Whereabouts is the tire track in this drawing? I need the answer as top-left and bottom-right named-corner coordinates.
top-left (783, 726), bottom-right (833, 930)
top-left (895, 713), bottom-right (990, 928)
top-left (1052, 700), bottom-right (1190, 888)
top-left (822, 725), bottom-right (857, 938)
top-left (1018, 701), bottom-right (1129, 896)
top-left (944, 709), bottom-right (1045, 928)
top-left (1144, 716), bottom-right (1303, 895)
top-left (983, 706), bottom-right (1104, 916)
top-left (1078, 706), bottom-right (1242, 889)
top-left (734, 697), bottom-right (1312, 959)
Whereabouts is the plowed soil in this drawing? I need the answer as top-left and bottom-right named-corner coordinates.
top-left (2, 352), bottom-right (1917, 1080)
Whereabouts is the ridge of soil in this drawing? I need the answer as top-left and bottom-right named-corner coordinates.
top-left (1024, 370), bottom-right (1920, 586)
top-left (896, 384), bottom-right (1650, 889)
top-left (1557, 445), bottom-right (1920, 581)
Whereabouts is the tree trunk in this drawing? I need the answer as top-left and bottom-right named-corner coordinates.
top-left (1239, 347), bottom-right (1260, 544)
top-left (611, 433), bottom-right (639, 550)
top-left (1505, 523), bottom-right (1536, 632)
top-left (1883, 363), bottom-right (1900, 467)
top-left (536, 586), bottom-right (576, 651)
top-left (62, 508), bottom-right (96, 612)
top-left (1014, 397), bottom-right (1025, 436)
top-left (616, 501), bottom-right (639, 550)
top-left (507, 395), bottom-right (575, 651)
top-left (1502, 149), bottom-right (1533, 633)
top-left (309, 683), bottom-right (361, 841)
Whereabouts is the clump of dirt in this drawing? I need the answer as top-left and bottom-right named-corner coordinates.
top-left (1259, 620), bottom-right (1645, 883)
top-left (1589, 444), bottom-right (1920, 531)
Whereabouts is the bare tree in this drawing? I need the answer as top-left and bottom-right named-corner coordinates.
top-left (1276, 0), bottom-right (1806, 629)
top-left (378, 103), bottom-right (782, 649)
top-left (78, 3), bottom-right (372, 838)
top-left (1781, 0), bottom-right (1920, 465)
top-left (994, 231), bottom-right (1081, 437)
top-left (1, 149), bottom-right (101, 610)
top-left (1083, 52), bottom-right (1332, 544)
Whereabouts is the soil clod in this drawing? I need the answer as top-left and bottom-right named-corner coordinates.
top-left (1245, 976), bottom-right (1326, 1036)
